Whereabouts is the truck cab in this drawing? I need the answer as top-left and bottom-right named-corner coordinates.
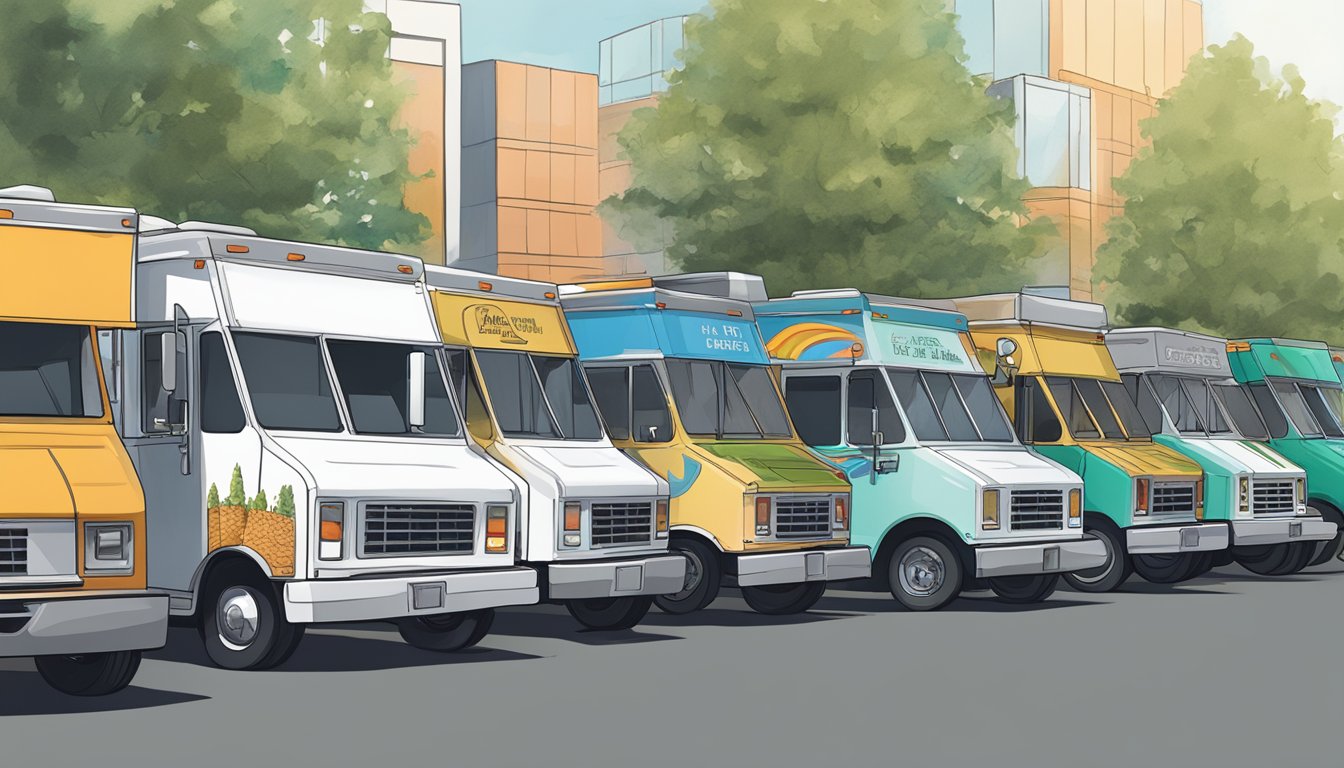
top-left (952, 293), bottom-right (1227, 592)
top-left (106, 222), bottom-right (537, 669)
top-left (0, 185), bottom-right (168, 695)
top-left (1228, 337), bottom-right (1344, 565)
top-left (560, 274), bottom-right (869, 616)
top-left (1106, 328), bottom-right (1332, 576)
top-left (758, 288), bottom-right (1103, 611)
top-left (422, 267), bottom-right (685, 631)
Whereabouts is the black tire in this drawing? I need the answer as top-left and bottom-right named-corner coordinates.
top-left (34, 651), bottom-right (142, 696)
top-left (1212, 548), bottom-right (1236, 568)
top-left (1062, 524), bottom-right (1132, 593)
top-left (654, 538), bottom-right (721, 615)
top-left (1307, 505), bottom-right (1344, 566)
top-left (566, 596), bottom-right (653, 630)
top-left (886, 535), bottom-right (963, 611)
top-left (200, 563), bottom-right (299, 671)
top-left (988, 573), bottom-right (1060, 604)
top-left (257, 622), bottom-right (306, 669)
top-left (1132, 553), bottom-right (1197, 584)
top-left (1274, 541), bottom-right (1317, 576)
top-left (396, 608), bottom-right (495, 652)
top-left (1186, 551), bottom-right (1217, 580)
top-left (1235, 543), bottom-right (1295, 575)
top-left (740, 581), bottom-right (826, 615)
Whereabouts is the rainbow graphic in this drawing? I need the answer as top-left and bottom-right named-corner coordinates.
top-left (765, 322), bottom-right (864, 361)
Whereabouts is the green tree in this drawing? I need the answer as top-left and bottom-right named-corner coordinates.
top-left (275, 485), bottom-right (296, 518)
top-left (1095, 35), bottom-right (1344, 340)
top-left (206, 483), bottom-right (220, 509)
top-left (0, 0), bottom-right (426, 251)
top-left (249, 488), bottom-right (269, 512)
top-left (227, 465), bottom-right (246, 507)
top-left (604, 0), bottom-right (1048, 297)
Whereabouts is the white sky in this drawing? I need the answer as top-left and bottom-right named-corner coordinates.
top-left (1203, 0), bottom-right (1344, 110)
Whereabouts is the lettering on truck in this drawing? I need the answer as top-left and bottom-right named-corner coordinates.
top-left (701, 322), bottom-right (752, 353)
top-left (890, 333), bottom-right (964, 364)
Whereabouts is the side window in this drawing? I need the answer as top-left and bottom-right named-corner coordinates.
top-left (1126, 374), bottom-right (1165, 433)
top-left (586, 367), bottom-right (631, 440)
top-left (142, 329), bottom-right (187, 433)
top-left (200, 332), bottom-right (245, 433)
top-left (784, 375), bottom-right (841, 447)
top-left (631, 365), bottom-right (673, 443)
top-left (848, 371), bottom-right (904, 445)
top-left (1019, 377), bottom-right (1063, 443)
top-left (1249, 383), bottom-right (1289, 439)
top-left (447, 349), bottom-right (494, 441)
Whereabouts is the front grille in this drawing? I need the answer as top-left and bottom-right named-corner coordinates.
top-left (1010, 490), bottom-right (1065, 531)
top-left (774, 498), bottom-right (831, 540)
top-left (0, 528), bottom-right (26, 575)
top-left (362, 503), bottom-right (475, 556)
top-left (1252, 480), bottom-right (1296, 516)
top-left (1152, 483), bottom-right (1197, 516)
top-left (591, 501), bottom-right (654, 547)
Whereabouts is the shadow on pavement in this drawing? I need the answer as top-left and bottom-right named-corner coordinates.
top-left (490, 610), bottom-right (684, 646)
top-left (643, 605), bottom-right (854, 627)
top-left (815, 592), bottom-right (1099, 614)
top-left (0, 672), bottom-right (208, 716)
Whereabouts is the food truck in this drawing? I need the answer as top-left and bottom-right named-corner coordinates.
top-left (104, 222), bottom-right (537, 669)
top-left (952, 294), bottom-right (1226, 592)
top-left (423, 267), bottom-right (684, 630)
top-left (0, 185), bottom-right (168, 695)
top-left (1106, 328), bottom-right (1332, 576)
top-left (757, 287), bottom-right (1103, 610)
top-left (560, 274), bottom-right (868, 616)
top-left (1228, 337), bottom-right (1344, 566)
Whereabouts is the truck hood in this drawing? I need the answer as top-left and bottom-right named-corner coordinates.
top-left (270, 435), bottom-right (516, 503)
top-left (1182, 438), bottom-right (1303, 476)
top-left (0, 425), bottom-right (142, 519)
top-left (696, 442), bottom-right (847, 491)
top-left (931, 446), bottom-right (1081, 487)
top-left (512, 444), bottom-right (665, 498)
top-left (1080, 441), bottom-right (1203, 478)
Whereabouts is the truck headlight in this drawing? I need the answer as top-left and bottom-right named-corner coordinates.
top-left (833, 495), bottom-right (849, 531)
top-left (1238, 476), bottom-right (1250, 516)
top-left (981, 489), bottom-right (1000, 530)
top-left (754, 496), bottom-right (771, 537)
top-left (318, 501), bottom-right (344, 561)
top-left (1134, 477), bottom-right (1150, 516)
top-left (1068, 489), bottom-right (1082, 527)
top-left (655, 500), bottom-right (669, 538)
top-left (562, 501), bottom-right (582, 547)
top-left (84, 522), bottom-right (133, 573)
top-left (1194, 479), bottom-right (1204, 520)
top-left (1298, 477), bottom-right (1307, 508)
top-left (486, 505), bottom-right (509, 553)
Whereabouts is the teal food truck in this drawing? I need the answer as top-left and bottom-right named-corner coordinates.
top-left (1106, 328), bottom-right (1332, 576)
top-left (756, 287), bottom-right (1105, 611)
top-left (1228, 337), bottom-right (1344, 565)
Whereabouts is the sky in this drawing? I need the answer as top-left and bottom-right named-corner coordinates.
top-left (457, 0), bottom-right (1344, 109)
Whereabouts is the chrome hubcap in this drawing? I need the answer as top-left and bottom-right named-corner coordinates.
top-left (1072, 532), bottom-right (1113, 583)
top-left (217, 587), bottom-right (260, 650)
top-left (898, 546), bottom-right (945, 597)
top-left (671, 550), bottom-right (703, 600)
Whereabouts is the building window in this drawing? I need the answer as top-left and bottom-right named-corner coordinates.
top-left (598, 17), bottom-right (687, 106)
top-left (992, 75), bottom-right (1091, 190)
top-left (954, 0), bottom-right (1047, 80)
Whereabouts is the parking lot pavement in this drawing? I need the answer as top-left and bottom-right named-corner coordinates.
top-left (3, 563), bottom-right (1343, 767)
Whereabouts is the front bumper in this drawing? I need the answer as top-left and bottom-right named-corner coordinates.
top-left (974, 539), bottom-right (1109, 578)
top-left (0, 590), bottom-right (168, 658)
top-left (1231, 517), bottom-right (1337, 546)
top-left (284, 567), bottom-right (538, 623)
top-left (733, 546), bottom-right (871, 587)
top-left (548, 553), bottom-right (688, 600)
top-left (1126, 522), bottom-right (1229, 554)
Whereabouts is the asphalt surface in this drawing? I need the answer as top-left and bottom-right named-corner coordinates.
top-left (3, 563), bottom-right (1343, 767)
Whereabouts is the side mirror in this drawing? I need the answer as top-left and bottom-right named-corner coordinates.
top-left (994, 337), bottom-right (1020, 382)
top-left (160, 333), bottom-right (178, 394)
top-left (408, 351), bottom-right (426, 429)
top-left (876, 455), bottom-right (900, 474)
top-left (643, 425), bottom-right (659, 442)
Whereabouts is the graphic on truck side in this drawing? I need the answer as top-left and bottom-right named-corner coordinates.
top-left (206, 464), bottom-right (295, 576)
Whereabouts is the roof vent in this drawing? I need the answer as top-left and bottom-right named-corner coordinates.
top-left (177, 221), bottom-right (258, 236)
top-left (652, 272), bottom-right (768, 302)
top-left (0, 184), bottom-right (57, 202)
top-left (138, 215), bottom-right (180, 233)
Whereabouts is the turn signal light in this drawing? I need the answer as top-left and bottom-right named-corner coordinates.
top-left (486, 505), bottom-right (509, 553)
top-left (1068, 488), bottom-right (1082, 527)
top-left (319, 520), bottom-right (342, 541)
top-left (981, 489), bottom-right (1000, 530)
top-left (1135, 478), bottom-right (1150, 516)
top-left (755, 496), bottom-right (771, 537)
top-left (834, 496), bottom-right (848, 530)
top-left (563, 501), bottom-right (582, 532)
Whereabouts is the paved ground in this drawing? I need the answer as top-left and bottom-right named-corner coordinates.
top-left (3, 563), bottom-right (1343, 767)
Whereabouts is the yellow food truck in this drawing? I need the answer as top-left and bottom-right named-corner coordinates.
top-left (0, 185), bottom-right (168, 695)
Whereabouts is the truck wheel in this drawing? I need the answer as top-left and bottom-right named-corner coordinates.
top-left (654, 538), bottom-right (721, 615)
top-left (397, 608), bottom-right (495, 652)
top-left (886, 536), bottom-right (962, 611)
top-left (1186, 551), bottom-right (1217, 579)
top-left (987, 573), bottom-right (1059, 604)
top-left (1235, 543), bottom-right (1295, 575)
top-left (1132, 553), bottom-right (1196, 584)
top-left (566, 596), bottom-right (653, 630)
top-left (740, 581), bottom-right (826, 615)
top-left (1062, 525), bottom-right (1131, 593)
top-left (200, 566), bottom-right (301, 670)
top-left (1307, 506), bottom-right (1344, 566)
top-left (1274, 542), bottom-right (1317, 575)
top-left (34, 651), bottom-right (142, 696)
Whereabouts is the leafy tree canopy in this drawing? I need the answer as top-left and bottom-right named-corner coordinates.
top-left (0, 0), bottom-right (426, 250)
top-left (604, 0), bottom-right (1049, 297)
top-left (1096, 35), bottom-right (1344, 341)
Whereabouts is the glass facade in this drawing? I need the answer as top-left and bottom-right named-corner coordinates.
top-left (990, 75), bottom-right (1091, 190)
top-left (953, 0), bottom-right (1048, 79)
top-left (598, 16), bottom-right (687, 106)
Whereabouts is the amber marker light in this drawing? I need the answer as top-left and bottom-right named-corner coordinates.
top-left (479, 281), bottom-right (493, 291)
top-left (397, 265), bottom-right (413, 274)
top-left (544, 291), bottom-right (557, 299)
top-left (121, 218), bottom-right (133, 228)
top-left (726, 309), bottom-right (743, 317)
top-left (841, 309), bottom-right (861, 315)
top-left (0, 209), bottom-right (13, 219)
top-left (287, 253), bottom-right (306, 262)
top-left (226, 244), bottom-right (249, 253)
top-left (193, 260), bottom-right (206, 270)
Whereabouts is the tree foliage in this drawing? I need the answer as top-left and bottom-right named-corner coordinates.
top-left (1095, 35), bottom-right (1344, 340)
top-left (0, 0), bottom-right (426, 250)
top-left (275, 485), bottom-right (296, 518)
top-left (227, 465), bottom-right (246, 507)
top-left (604, 0), bottom-right (1049, 297)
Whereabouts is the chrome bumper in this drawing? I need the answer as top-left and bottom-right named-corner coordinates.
top-left (0, 591), bottom-right (168, 658)
top-left (1126, 522), bottom-right (1229, 554)
top-left (1232, 517), bottom-right (1337, 546)
top-left (284, 567), bottom-right (538, 623)
top-left (548, 553), bottom-right (688, 600)
top-left (974, 538), bottom-right (1109, 578)
top-left (734, 546), bottom-right (871, 587)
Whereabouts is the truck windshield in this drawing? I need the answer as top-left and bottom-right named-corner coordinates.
top-left (233, 332), bottom-right (342, 432)
top-left (474, 350), bottom-right (602, 440)
top-left (887, 369), bottom-right (1013, 442)
top-left (1269, 380), bottom-right (1326, 437)
top-left (0, 321), bottom-right (102, 417)
top-left (1046, 376), bottom-right (1151, 440)
top-left (665, 359), bottom-right (791, 439)
top-left (326, 340), bottom-right (460, 436)
top-left (1212, 383), bottom-right (1270, 440)
top-left (1147, 375), bottom-right (1232, 437)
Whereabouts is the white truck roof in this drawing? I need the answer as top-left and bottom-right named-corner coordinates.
top-left (137, 228), bottom-right (423, 283)
top-left (651, 272), bottom-right (768, 303)
top-left (1105, 327), bottom-right (1233, 378)
top-left (952, 292), bottom-right (1108, 330)
top-left (0, 185), bottom-right (138, 234)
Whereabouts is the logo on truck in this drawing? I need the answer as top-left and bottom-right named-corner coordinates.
top-left (473, 305), bottom-right (536, 345)
top-left (1163, 344), bottom-right (1224, 370)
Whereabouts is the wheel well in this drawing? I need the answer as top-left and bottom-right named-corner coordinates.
top-left (191, 550), bottom-right (272, 617)
top-left (872, 518), bottom-right (971, 590)
top-left (668, 529), bottom-right (728, 570)
top-left (1309, 497), bottom-right (1342, 521)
